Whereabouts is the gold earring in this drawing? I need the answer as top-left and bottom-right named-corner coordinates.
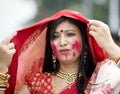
top-left (84, 51), bottom-right (87, 63)
top-left (84, 46), bottom-right (87, 63)
top-left (52, 53), bottom-right (56, 69)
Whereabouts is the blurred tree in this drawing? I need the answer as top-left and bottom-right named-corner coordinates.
top-left (25, 0), bottom-right (109, 25)
top-left (31, 0), bottom-right (82, 22)
top-left (93, 0), bottom-right (109, 24)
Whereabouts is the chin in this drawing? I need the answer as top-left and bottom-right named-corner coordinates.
top-left (59, 58), bottom-right (74, 63)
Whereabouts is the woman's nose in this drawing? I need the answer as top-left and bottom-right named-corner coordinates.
top-left (59, 36), bottom-right (67, 47)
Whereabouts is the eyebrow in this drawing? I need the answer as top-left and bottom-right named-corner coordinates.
top-left (55, 29), bottom-right (75, 33)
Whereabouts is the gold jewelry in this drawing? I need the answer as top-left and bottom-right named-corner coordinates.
top-left (52, 53), bottom-right (56, 69)
top-left (56, 70), bottom-right (82, 89)
top-left (0, 73), bottom-right (10, 90)
top-left (84, 47), bottom-right (87, 63)
top-left (53, 76), bottom-right (57, 94)
top-left (110, 56), bottom-right (120, 63)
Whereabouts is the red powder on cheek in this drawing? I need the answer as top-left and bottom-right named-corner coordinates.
top-left (51, 43), bottom-right (59, 58)
top-left (73, 52), bottom-right (76, 57)
top-left (72, 40), bottom-right (82, 53)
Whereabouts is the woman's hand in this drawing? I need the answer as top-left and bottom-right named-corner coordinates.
top-left (0, 32), bottom-right (17, 73)
top-left (89, 20), bottom-right (120, 63)
top-left (89, 20), bottom-right (114, 49)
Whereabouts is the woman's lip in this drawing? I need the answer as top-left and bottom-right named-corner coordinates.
top-left (59, 49), bottom-right (70, 52)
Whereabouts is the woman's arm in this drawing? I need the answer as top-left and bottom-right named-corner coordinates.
top-left (88, 20), bottom-right (120, 93)
top-left (0, 32), bottom-right (17, 93)
top-left (0, 32), bottom-right (17, 73)
top-left (89, 20), bottom-right (120, 63)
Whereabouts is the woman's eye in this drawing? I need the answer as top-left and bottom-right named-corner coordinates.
top-left (52, 34), bottom-right (59, 40)
top-left (67, 33), bottom-right (75, 37)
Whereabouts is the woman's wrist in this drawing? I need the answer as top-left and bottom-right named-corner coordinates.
top-left (0, 65), bottom-right (8, 74)
top-left (0, 73), bottom-right (10, 91)
top-left (110, 56), bottom-right (120, 63)
top-left (105, 42), bottom-right (120, 63)
top-left (0, 64), bottom-right (10, 91)
top-left (0, 61), bottom-right (9, 74)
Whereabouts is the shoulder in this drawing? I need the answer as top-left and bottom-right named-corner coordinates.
top-left (25, 72), bottom-right (52, 82)
top-left (87, 59), bottom-right (120, 93)
top-left (25, 72), bottom-right (52, 93)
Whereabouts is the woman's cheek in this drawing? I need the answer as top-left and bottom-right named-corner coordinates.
top-left (72, 40), bottom-right (82, 57)
top-left (51, 42), bottom-right (59, 58)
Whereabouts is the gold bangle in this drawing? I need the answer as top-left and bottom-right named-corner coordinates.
top-left (110, 56), bottom-right (120, 63)
top-left (0, 73), bottom-right (10, 89)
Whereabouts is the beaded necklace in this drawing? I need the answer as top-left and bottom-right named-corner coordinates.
top-left (53, 70), bottom-right (82, 92)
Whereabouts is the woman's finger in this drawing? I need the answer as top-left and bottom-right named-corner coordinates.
top-left (89, 30), bottom-right (96, 37)
top-left (9, 48), bottom-right (16, 55)
top-left (89, 25), bottom-right (98, 32)
top-left (89, 20), bottom-right (104, 27)
top-left (7, 43), bottom-right (15, 50)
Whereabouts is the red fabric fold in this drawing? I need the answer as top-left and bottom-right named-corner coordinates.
top-left (60, 83), bottom-right (77, 94)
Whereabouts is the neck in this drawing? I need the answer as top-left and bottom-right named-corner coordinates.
top-left (59, 61), bottom-right (79, 73)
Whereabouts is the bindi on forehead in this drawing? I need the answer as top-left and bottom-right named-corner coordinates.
top-left (59, 30), bottom-right (64, 32)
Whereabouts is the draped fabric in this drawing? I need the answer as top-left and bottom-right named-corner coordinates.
top-left (25, 59), bottom-right (120, 94)
top-left (86, 59), bottom-right (120, 94)
top-left (24, 59), bottom-right (78, 94)
top-left (5, 9), bottom-right (109, 94)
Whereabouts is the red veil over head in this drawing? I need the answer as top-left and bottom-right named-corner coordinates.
top-left (5, 9), bottom-right (108, 94)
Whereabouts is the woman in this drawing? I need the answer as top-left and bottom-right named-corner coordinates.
top-left (0, 9), bottom-right (120, 94)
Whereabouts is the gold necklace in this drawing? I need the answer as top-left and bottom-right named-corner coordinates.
top-left (56, 70), bottom-right (82, 90)
top-left (53, 75), bottom-right (57, 94)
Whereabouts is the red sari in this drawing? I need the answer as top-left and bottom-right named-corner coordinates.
top-left (25, 58), bottom-right (120, 94)
top-left (24, 57), bottom-right (78, 94)
top-left (24, 58), bottom-right (120, 94)
top-left (5, 9), bottom-right (109, 94)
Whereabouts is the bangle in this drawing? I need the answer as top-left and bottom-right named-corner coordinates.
top-left (0, 73), bottom-right (10, 90)
top-left (110, 56), bottom-right (120, 63)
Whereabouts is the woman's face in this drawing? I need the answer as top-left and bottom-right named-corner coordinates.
top-left (50, 20), bottom-right (82, 63)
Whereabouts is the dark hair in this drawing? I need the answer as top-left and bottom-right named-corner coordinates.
top-left (42, 16), bottom-right (95, 94)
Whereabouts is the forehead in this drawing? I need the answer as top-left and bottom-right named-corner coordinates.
top-left (55, 20), bottom-right (80, 31)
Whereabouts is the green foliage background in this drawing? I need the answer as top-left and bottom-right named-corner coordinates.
top-left (27, 0), bottom-right (109, 25)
